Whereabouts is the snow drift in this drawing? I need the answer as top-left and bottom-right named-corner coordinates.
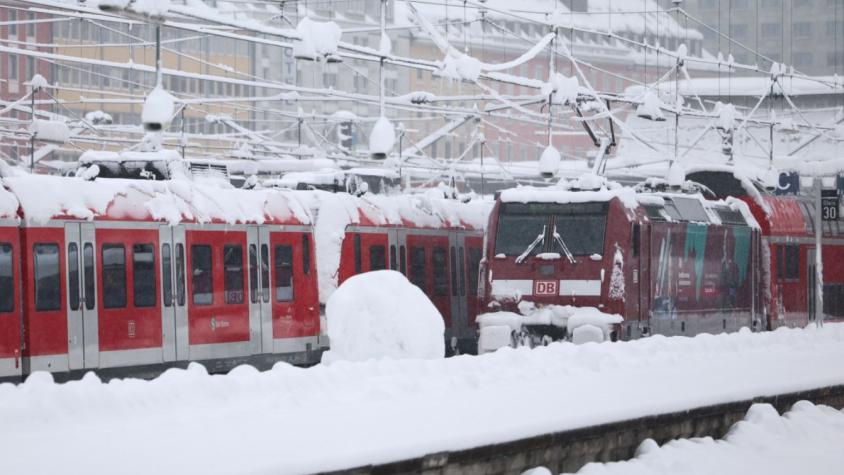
top-left (322, 270), bottom-right (445, 363)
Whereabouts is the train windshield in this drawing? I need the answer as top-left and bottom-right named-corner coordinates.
top-left (494, 202), bottom-right (607, 257)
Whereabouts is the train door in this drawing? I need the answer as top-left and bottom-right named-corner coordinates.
top-left (394, 229), bottom-right (408, 277)
top-left (640, 222), bottom-right (652, 337)
top-left (406, 233), bottom-right (452, 329)
top-left (448, 233), bottom-right (467, 352)
top-left (341, 230), bottom-right (390, 284)
top-left (269, 231), bottom-right (318, 341)
top-left (247, 226), bottom-right (271, 354)
top-left (64, 223), bottom-right (98, 370)
top-left (159, 225), bottom-right (187, 361)
top-left (0, 225), bottom-right (21, 379)
top-left (464, 235), bottom-right (484, 330)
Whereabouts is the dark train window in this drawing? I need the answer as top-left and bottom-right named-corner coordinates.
top-left (433, 246), bottom-right (448, 296)
top-left (450, 247), bottom-right (458, 296)
top-left (823, 284), bottom-right (844, 317)
top-left (399, 245), bottom-right (407, 275)
top-left (458, 247), bottom-right (466, 296)
top-left (777, 244), bottom-right (800, 281)
top-left (409, 246), bottom-right (426, 290)
top-left (353, 234), bottom-right (362, 273)
top-left (102, 244), bottom-right (127, 309)
top-left (632, 224), bottom-right (640, 258)
top-left (133, 244), bottom-right (156, 308)
top-left (68, 243), bottom-right (79, 311)
top-left (553, 211), bottom-right (607, 256)
top-left (0, 244), bottom-right (12, 313)
top-left (672, 197), bottom-right (710, 223)
top-left (261, 244), bottom-right (270, 303)
top-left (467, 248), bottom-right (482, 297)
top-left (249, 244), bottom-right (259, 304)
top-left (390, 245), bottom-right (397, 271)
top-left (495, 214), bottom-right (548, 256)
top-left (370, 245), bottom-right (386, 271)
top-left (643, 205), bottom-right (666, 221)
top-left (191, 245), bottom-right (213, 306)
top-left (33, 244), bottom-right (62, 311)
top-left (302, 234), bottom-right (311, 276)
top-left (175, 244), bottom-right (185, 306)
top-left (662, 201), bottom-right (682, 221)
top-left (275, 245), bottom-right (294, 302)
top-left (223, 245), bottom-right (244, 305)
top-left (34, 244), bottom-right (60, 311)
top-left (84, 243), bottom-right (95, 310)
top-left (162, 243), bottom-right (172, 307)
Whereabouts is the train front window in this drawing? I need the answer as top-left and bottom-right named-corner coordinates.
top-left (553, 203), bottom-right (608, 256)
top-left (0, 243), bottom-right (13, 313)
top-left (494, 203), bottom-right (550, 257)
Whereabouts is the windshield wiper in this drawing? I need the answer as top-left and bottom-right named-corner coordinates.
top-left (515, 225), bottom-right (545, 264)
top-left (552, 225), bottom-right (576, 264)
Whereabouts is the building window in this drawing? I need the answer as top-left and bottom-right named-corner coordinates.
top-left (761, 23), bottom-right (781, 38)
top-left (223, 245), bottom-right (244, 305)
top-left (191, 245), bottom-right (213, 306)
top-left (794, 53), bottom-right (813, 67)
top-left (102, 244), bottom-right (127, 309)
top-left (794, 22), bottom-right (812, 39)
top-left (133, 244), bottom-right (156, 308)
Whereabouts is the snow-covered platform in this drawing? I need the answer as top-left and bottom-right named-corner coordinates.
top-left (2, 325), bottom-right (844, 475)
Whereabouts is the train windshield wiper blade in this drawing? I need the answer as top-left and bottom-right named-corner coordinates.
top-left (515, 225), bottom-right (545, 264)
top-left (552, 226), bottom-right (576, 264)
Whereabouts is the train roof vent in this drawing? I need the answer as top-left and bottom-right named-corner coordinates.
top-left (715, 207), bottom-right (747, 226)
top-left (671, 197), bottom-right (710, 223)
top-left (189, 162), bottom-right (229, 182)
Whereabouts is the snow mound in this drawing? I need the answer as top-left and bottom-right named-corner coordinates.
top-left (30, 119), bottom-right (70, 143)
top-left (293, 17), bottom-right (342, 60)
top-left (571, 324), bottom-right (604, 345)
top-left (538, 145), bottom-right (561, 178)
top-left (369, 116), bottom-right (395, 155)
top-left (322, 270), bottom-right (445, 363)
top-left (141, 86), bottom-right (175, 130)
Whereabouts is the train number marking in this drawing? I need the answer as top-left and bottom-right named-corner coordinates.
top-left (534, 280), bottom-right (558, 296)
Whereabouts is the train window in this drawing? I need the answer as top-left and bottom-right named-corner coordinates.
top-left (632, 224), bottom-right (640, 258)
top-left (390, 245), bottom-right (397, 271)
top-left (223, 245), bottom-right (245, 305)
top-left (672, 197), bottom-right (710, 223)
top-left (553, 214), bottom-right (607, 257)
top-left (249, 244), bottom-right (258, 304)
top-left (102, 244), bottom-right (127, 309)
top-left (275, 245), bottom-right (294, 302)
top-left (175, 244), bottom-right (185, 306)
top-left (370, 245), bottom-right (386, 271)
top-left (0, 243), bottom-right (13, 313)
top-left (84, 243), bottom-right (95, 310)
top-left (34, 244), bottom-right (61, 311)
top-left (399, 245), bottom-right (407, 275)
top-left (191, 245), bottom-right (213, 306)
top-left (302, 234), bottom-right (312, 276)
top-left (495, 213), bottom-right (548, 256)
top-left (661, 201), bottom-right (682, 221)
top-left (450, 247), bottom-right (458, 297)
top-left (261, 244), bottom-right (270, 303)
top-left (68, 243), bottom-right (80, 311)
top-left (409, 246), bottom-right (426, 290)
top-left (823, 284), bottom-right (844, 317)
top-left (353, 234), bottom-right (362, 273)
top-left (433, 246), bottom-right (448, 296)
top-left (458, 247), bottom-right (466, 297)
top-left (467, 248), bottom-right (482, 297)
top-left (162, 244), bottom-right (172, 307)
top-left (643, 205), bottom-right (666, 221)
top-left (776, 244), bottom-right (800, 281)
top-left (715, 208), bottom-right (747, 226)
top-left (133, 244), bottom-right (156, 308)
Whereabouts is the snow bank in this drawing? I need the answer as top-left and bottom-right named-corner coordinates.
top-left (499, 186), bottom-right (639, 210)
top-left (567, 401), bottom-right (844, 475)
top-left (3, 325), bottom-right (844, 474)
top-left (322, 270), bottom-right (445, 363)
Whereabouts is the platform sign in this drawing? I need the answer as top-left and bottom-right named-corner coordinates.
top-left (821, 189), bottom-right (839, 222)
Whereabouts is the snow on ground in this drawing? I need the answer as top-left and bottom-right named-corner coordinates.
top-left (556, 401), bottom-right (844, 475)
top-left (321, 270), bottom-right (444, 363)
top-left (3, 325), bottom-right (844, 475)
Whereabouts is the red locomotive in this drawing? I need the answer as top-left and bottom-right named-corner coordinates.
top-left (479, 169), bottom-right (842, 343)
top-left (0, 171), bottom-right (486, 383)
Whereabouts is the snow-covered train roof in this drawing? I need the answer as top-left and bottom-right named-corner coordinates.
top-left (1, 175), bottom-right (312, 226)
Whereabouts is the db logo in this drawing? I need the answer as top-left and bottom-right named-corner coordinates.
top-left (534, 280), bottom-right (558, 296)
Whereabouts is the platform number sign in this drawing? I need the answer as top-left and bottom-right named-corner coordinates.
top-left (534, 280), bottom-right (558, 296)
top-left (822, 189), bottom-right (839, 222)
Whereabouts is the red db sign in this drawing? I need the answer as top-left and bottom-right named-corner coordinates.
top-left (534, 280), bottom-right (558, 296)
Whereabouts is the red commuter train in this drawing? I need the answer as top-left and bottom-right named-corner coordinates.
top-left (0, 173), bottom-right (486, 383)
top-left (480, 169), bottom-right (844, 343)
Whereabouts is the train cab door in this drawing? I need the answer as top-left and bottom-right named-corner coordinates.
top-left (64, 222), bottom-right (99, 370)
top-left (159, 225), bottom-right (188, 362)
top-left (247, 226), bottom-right (271, 354)
top-left (0, 224), bottom-right (21, 380)
top-left (448, 233), bottom-right (468, 352)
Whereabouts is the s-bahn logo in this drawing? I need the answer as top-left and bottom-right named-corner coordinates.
top-left (534, 280), bottom-right (558, 296)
